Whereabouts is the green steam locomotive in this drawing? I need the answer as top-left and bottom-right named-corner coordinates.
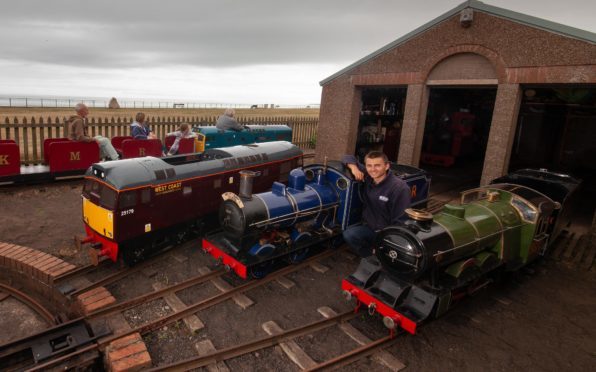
top-left (342, 169), bottom-right (580, 334)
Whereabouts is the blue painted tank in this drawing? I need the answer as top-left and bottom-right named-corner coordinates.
top-left (194, 125), bottom-right (292, 150)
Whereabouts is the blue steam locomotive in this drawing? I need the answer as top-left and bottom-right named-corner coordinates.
top-left (202, 161), bottom-right (430, 278)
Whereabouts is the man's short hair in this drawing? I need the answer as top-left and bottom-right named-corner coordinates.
top-left (135, 112), bottom-right (145, 122)
top-left (223, 108), bottom-right (235, 117)
top-left (179, 123), bottom-right (189, 132)
top-left (75, 103), bottom-right (87, 113)
top-left (364, 151), bottom-right (389, 164)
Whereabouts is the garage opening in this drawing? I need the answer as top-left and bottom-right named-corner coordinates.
top-left (355, 87), bottom-right (407, 162)
top-left (509, 86), bottom-right (596, 189)
top-left (420, 86), bottom-right (497, 182)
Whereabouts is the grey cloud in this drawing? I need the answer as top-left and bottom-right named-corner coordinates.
top-left (1, 0), bottom-right (594, 77)
top-left (0, 0), bottom-right (427, 68)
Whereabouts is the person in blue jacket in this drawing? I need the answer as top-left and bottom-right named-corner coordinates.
top-left (342, 151), bottom-right (411, 257)
top-left (130, 112), bottom-right (157, 140)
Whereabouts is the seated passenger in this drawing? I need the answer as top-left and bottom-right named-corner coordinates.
top-left (130, 112), bottom-right (157, 140)
top-left (166, 123), bottom-right (197, 156)
top-left (215, 108), bottom-right (244, 131)
top-left (67, 103), bottom-right (119, 161)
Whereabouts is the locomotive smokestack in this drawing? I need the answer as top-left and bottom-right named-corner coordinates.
top-left (239, 170), bottom-right (260, 199)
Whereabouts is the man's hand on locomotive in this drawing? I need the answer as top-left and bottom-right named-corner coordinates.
top-left (347, 163), bottom-right (365, 181)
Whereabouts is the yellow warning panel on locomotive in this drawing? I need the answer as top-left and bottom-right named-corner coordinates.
top-left (83, 197), bottom-right (114, 239)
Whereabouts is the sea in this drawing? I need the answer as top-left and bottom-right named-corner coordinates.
top-left (0, 94), bottom-right (318, 109)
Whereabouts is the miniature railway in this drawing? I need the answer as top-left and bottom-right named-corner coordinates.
top-left (97, 249), bottom-right (338, 339)
top-left (65, 249), bottom-right (179, 299)
top-left (0, 283), bottom-right (56, 326)
top-left (52, 257), bottom-right (110, 285)
top-left (146, 305), bottom-right (406, 371)
top-left (3, 248), bottom-right (339, 370)
top-left (147, 310), bottom-right (359, 371)
top-left (307, 334), bottom-right (400, 371)
top-left (55, 238), bottom-right (198, 298)
top-left (0, 317), bottom-right (108, 371)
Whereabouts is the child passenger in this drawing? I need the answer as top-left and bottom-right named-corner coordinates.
top-left (166, 123), bottom-right (197, 155)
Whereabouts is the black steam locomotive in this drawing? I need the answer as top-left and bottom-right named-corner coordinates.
top-left (202, 161), bottom-right (430, 278)
top-left (342, 169), bottom-right (580, 335)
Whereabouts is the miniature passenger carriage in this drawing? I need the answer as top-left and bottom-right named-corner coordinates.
top-left (0, 138), bottom-right (100, 185)
top-left (342, 170), bottom-right (580, 335)
top-left (202, 161), bottom-right (430, 279)
top-left (0, 124), bottom-right (292, 185)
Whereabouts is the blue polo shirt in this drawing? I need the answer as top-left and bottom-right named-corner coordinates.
top-left (343, 155), bottom-right (410, 231)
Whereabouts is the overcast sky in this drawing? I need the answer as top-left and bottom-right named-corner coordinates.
top-left (0, 0), bottom-right (594, 105)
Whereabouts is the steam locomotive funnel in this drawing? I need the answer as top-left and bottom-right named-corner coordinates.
top-left (404, 208), bottom-right (433, 232)
top-left (239, 170), bottom-right (261, 199)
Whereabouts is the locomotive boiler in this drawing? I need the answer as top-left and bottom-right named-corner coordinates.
top-left (342, 173), bottom-right (580, 335)
top-left (202, 161), bottom-right (430, 279)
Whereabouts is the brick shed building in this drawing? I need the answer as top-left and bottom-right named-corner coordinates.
top-left (316, 0), bottom-right (595, 186)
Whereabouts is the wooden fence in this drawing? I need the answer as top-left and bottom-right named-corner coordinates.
top-left (0, 115), bottom-right (318, 165)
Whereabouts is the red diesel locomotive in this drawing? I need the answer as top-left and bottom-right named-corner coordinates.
top-left (79, 141), bottom-right (303, 265)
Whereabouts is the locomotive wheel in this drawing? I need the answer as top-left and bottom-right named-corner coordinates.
top-left (329, 235), bottom-right (344, 249)
top-left (249, 261), bottom-right (273, 279)
top-left (287, 232), bottom-right (312, 263)
top-left (287, 248), bottom-right (309, 264)
top-left (121, 245), bottom-right (146, 266)
top-left (455, 265), bottom-right (482, 289)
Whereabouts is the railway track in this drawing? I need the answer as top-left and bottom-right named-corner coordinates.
top-left (148, 309), bottom-right (358, 371)
top-left (54, 238), bottom-right (198, 298)
top-left (3, 248), bottom-right (340, 370)
top-left (307, 334), bottom-right (400, 371)
top-left (145, 304), bottom-right (407, 371)
top-left (0, 283), bottom-right (57, 326)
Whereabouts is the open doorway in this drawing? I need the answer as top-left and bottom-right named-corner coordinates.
top-left (355, 87), bottom-right (407, 162)
top-left (510, 86), bottom-right (596, 187)
top-left (420, 86), bottom-right (497, 182)
top-left (510, 86), bottom-right (596, 234)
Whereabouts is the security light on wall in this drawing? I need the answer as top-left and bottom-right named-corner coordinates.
top-left (460, 8), bottom-right (473, 28)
